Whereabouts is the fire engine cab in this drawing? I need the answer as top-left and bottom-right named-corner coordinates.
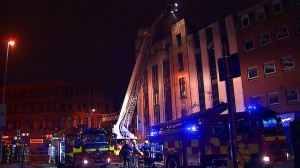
top-left (149, 103), bottom-right (287, 168)
top-left (52, 127), bottom-right (111, 168)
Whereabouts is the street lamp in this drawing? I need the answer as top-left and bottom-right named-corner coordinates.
top-left (0, 40), bottom-right (15, 164)
top-left (2, 40), bottom-right (14, 104)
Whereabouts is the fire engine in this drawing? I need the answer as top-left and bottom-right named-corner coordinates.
top-left (149, 103), bottom-right (287, 168)
top-left (52, 126), bottom-right (111, 168)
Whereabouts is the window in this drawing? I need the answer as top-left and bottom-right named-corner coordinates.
top-left (281, 55), bottom-right (295, 71)
top-left (178, 53), bottom-right (184, 71)
top-left (264, 61), bottom-right (276, 76)
top-left (273, 0), bottom-right (282, 14)
top-left (286, 88), bottom-right (299, 104)
top-left (268, 92), bottom-right (280, 106)
top-left (241, 14), bottom-right (250, 27)
top-left (176, 33), bottom-right (182, 47)
top-left (256, 7), bottom-right (266, 21)
top-left (250, 95), bottom-right (262, 106)
top-left (179, 77), bottom-right (186, 99)
top-left (292, 0), bottom-right (300, 6)
top-left (152, 64), bottom-right (158, 81)
top-left (248, 66), bottom-right (259, 80)
top-left (163, 60), bottom-right (170, 78)
top-left (277, 26), bottom-right (289, 40)
top-left (153, 89), bottom-right (159, 105)
top-left (296, 21), bottom-right (300, 33)
top-left (260, 33), bottom-right (271, 46)
top-left (244, 39), bottom-right (254, 51)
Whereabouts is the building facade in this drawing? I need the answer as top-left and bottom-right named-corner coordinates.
top-left (135, 0), bottom-right (300, 140)
top-left (2, 80), bottom-right (115, 149)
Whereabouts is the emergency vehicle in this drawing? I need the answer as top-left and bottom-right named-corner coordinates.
top-left (52, 126), bottom-right (111, 168)
top-left (149, 103), bottom-right (287, 168)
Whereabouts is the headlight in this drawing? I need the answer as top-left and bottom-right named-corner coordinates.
top-left (83, 159), bottom-right (89, 165)
top-left (107, 157), bottom-right (111, 163)
top-left (263, 155), bottom-right (270, 163)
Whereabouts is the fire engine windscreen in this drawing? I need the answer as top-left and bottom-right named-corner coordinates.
top-left (82, 134), bottom-right (108, 143)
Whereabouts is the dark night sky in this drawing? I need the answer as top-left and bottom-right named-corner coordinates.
top-left (0, 0), bottom-right (258, 110)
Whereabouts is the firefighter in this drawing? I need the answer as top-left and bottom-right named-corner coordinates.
top-left (120, 139), bottom-right (132, 167)
top-left (140, 140), bottom-right (152, 168)
top-left (4, 144), bottom-right (11, 164)
top-left (48, 144), bottom-right (56, 164)
top-left (131, 139), bottom-right (142, 168)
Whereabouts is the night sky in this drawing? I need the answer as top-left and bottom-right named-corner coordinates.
top-left (0, 0), bottom-right (258, 110)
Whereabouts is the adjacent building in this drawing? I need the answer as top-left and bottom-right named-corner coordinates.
top-left (2, 80), bottom-right (116, 153)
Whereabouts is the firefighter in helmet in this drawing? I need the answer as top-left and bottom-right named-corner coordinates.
top-left (120, 139), bottom-right (132, 167)
top-left (131, 139), bottom-right (142, 168)
top-left (140, 140), bottom-right (152, 168)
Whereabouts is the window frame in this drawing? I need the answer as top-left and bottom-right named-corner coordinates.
top-left (176, 33), bottom-right (182, 47)
top-left (281, 55), bottom-right (295, 71)
top-left (248, 66), bottom-right (259, 80)
top-left (259, 32), bottom-right (271, 46)
top-left (268, 91), bottom-right (280, 106)
top-left (273, 0), bottom-right (283, 14)
top-left (263, 61), bottom-right (276, 76)
top-left (250, 95), bottom-right (262, 106)
top-left (286, 88), bottom-right (300, 104)
top-left (256, 7), bottom-right (266, 21)
top-left (277, 26), bottom-right (289, 40)
top-left (241, 14), bottom-right (250, 27)
top-left (244, 39), bottom-right (254, 51)
top-left (179, 77), bottom-right (186, 99)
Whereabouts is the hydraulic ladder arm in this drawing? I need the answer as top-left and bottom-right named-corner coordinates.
top-left (113, 2), bottom-right (178, 140)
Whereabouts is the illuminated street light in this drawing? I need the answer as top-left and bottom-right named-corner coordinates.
top-left (0, 40), bottom-right (15, 164)
top-left (2, 40), bottom-right (15, 103)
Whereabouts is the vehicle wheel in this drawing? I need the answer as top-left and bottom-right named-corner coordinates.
top-left (166, 157), bottom-right (178, 168)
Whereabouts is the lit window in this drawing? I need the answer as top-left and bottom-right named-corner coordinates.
top-left (273, 0), bottom-right (282, 14)
top-left (179, 77), bottom-right (186, 99)
top-left (153, 89), bottom-right (159, 105)
top-left (286, 88), bottom-right (299, 104)
top-left (244, 39), bottom-right (254, 51)
top-left (264, 61), bottom-right (276, 76)
top-left (281, 55), bottom-right (295, 71)
top-left (248, 66), bottom-right (259, 80)
top-left (277, 26), bottom-right (289, 40)
top-left (241, 14), bottom-right (250, 27)
top-left (260, 33), bottom-right (271, 46)
top-left (268, 92), bottom-right (280, 106)
top-left (256, 7), bottom-right (266, 21)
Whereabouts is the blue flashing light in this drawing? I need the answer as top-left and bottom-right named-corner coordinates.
top-left (186, 125), bottom-right (198, 132)
top-left (150, 130), bottom-right (158, 136)
top-left (245, 104), bottom-right (258, 112)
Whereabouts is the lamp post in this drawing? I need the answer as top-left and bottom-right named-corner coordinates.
top-left (0, 40), bottom-right (14, 164)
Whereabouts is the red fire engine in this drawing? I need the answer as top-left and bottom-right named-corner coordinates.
top-left (149, 103), bottom-right (287, 168)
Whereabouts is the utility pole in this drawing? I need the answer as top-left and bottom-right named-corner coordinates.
top-left (222, 42), bottom-right (238, 168)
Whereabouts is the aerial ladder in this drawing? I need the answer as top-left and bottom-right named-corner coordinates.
top-left (112, 2), bottom-right (178, 140)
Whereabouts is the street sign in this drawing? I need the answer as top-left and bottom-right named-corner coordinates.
top-left (0, 104), bottom-right (7, 128)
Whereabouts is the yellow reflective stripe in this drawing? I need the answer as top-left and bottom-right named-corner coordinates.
top-left (85, 148), bottom-right (96, 152)
top-left (67, 153), bottom-right (73, 158)
top-left (99, 147), bottom-right (109, 151)
top-left (73, 146), bottom-right (82, 153)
